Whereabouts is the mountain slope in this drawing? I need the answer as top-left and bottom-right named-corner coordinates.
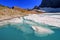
top-left (0, 5), bottom-right (43, 21)
top-left (40, 0), bottom-right (60, 8)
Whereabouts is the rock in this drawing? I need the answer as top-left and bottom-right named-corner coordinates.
top-left (39, 0), bottom-right (60, 8)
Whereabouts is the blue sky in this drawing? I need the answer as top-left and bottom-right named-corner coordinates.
top-left (0, 0), bottom-right (42, 9)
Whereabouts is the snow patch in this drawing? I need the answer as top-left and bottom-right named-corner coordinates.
top-left (24, 14), bottom-right (60, 27)
top-left (32, 26), bottom-right (54, 37)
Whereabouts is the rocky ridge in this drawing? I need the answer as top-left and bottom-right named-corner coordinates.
top-left (40, 0), bottom-right (60, 8)
top-left (0, 5), bottom-right (43, 21)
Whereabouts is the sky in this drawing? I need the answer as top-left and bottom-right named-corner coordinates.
top-left (0, 0), bottom-right (42, 9)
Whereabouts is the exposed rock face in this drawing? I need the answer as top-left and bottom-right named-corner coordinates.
top-left (40, 0), bottom-right (60, 8)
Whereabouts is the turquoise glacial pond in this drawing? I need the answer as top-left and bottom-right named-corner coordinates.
top-left (0, 22), bottom-right (60, 40)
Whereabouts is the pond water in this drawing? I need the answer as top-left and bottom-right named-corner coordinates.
top-left (0, 22), bottom-right (60, 40)
top-left (0, 14), bottom-right (60, 40)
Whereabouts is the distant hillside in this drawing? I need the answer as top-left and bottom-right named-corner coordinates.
top-left (39, 0), bottom-right (60, 8)
top-left (0, 5), bottom-right (43, 21)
